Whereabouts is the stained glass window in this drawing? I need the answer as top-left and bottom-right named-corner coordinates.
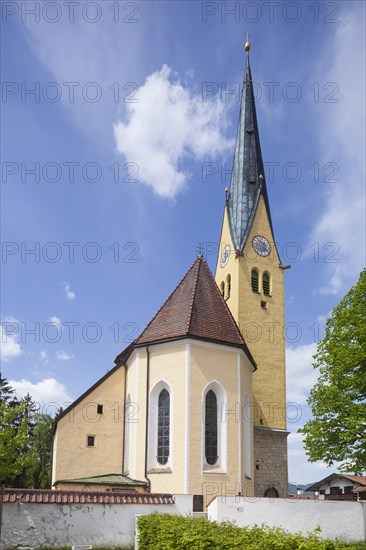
top-left (157, 389), bottom-right (170, 465)
top-left (205, 390), bottom-right (218, 465)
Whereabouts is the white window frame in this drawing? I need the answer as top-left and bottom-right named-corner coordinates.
top-left (148, 380), bottom-right (173, 471)
top-left (202, 380), bottom-right (227, 473)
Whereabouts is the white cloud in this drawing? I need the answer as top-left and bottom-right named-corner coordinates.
top-left (39, 350), bottom-right (49, 364)
top-left (311, 6), bottom-right (366, 295)
top-left (55, 351), bottom-right (74, 361)
top-left (49, 316), bottom-right (62, 326)
top-left (286, 342), bottom-right (318, 405)
top-left (0, 318), bottom-right (22, 362)
top-left (114, 65), bottom-right (233, 199)
top-left (9, 378), bottom-right (73, 413)
top-left (62, 283), bottom-right (75, 301)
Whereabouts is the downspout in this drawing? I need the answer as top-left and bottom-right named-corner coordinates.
top-left (50, 429), bottom-right (55, 488)
top-left (144, 346), bottom-right (151, 492)
top-left (122, 363), bottom-right (127, 474)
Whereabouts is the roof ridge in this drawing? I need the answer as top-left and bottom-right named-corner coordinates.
top-left (136, 256), bottom-right (201, 343)
top-left (186, 256), bottom-right (202, 334)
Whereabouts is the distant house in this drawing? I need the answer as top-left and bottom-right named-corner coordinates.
top-left (305, 474), bottom-right (366, 500)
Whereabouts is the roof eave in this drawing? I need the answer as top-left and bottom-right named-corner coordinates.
top-left (134, 334), bottom-right (257, 370)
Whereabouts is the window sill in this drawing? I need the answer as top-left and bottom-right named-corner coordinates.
top-left (202, 464), bottom-right (227, 475)
top-left (148, 465), bottom-right (172, 474)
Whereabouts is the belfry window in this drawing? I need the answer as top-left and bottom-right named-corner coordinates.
top-left (262, 272), bottom-right (270, 296)
top-left (157, 389), bottom-right (170, 465)
top-left (226, 274), bottom-right (231, 299)
top-left (205, 390), bottom-right (218, 465)
top-left (251, 269), bottom-right (259, 292)
top-left (220, 281), bottom-right (225, 297)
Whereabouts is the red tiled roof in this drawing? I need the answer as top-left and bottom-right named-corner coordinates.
top-left (132, 257), bottom-right (255, 364)
top-left (2, 488), bottom-right (174, 505)
top-left (342, 475), bottom-right (366, 486)
top-left (353, 486), bottom-right (366, 493)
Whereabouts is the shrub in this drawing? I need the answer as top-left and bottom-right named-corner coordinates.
top-left (136, 514), bottom-right (363, 549)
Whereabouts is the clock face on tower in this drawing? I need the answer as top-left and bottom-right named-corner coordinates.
top-left (220, 244), bottom-right (231, 268)
top-left (252, 235), bottom-right (271, 257)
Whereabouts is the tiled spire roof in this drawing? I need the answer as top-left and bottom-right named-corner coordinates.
top-left (227, 48), bottom-right (274, 253)
top-left (133, 256), bottom-right (255, 363)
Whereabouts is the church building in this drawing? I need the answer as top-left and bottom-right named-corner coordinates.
top-left (52, 40), bottom-right (289, 504)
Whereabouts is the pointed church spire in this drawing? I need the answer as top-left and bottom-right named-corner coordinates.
top-left (227, 38), bottom-right (274, 253)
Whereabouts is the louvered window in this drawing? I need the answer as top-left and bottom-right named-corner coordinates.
top-left (251, 269), bottom-right (259, 292)
top-left (226, 274), bottom-right (231, 298)
top-left (205, 390), bottom-right (218, 465)
top-left (263, 272), bottom-right (270, 296)
top-left (157, 389), bottom-right (170, 465)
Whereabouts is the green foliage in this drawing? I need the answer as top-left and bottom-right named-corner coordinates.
top-left (136, 514), bottom-right (349, 549)
top-left (18, 413), bottom-right (54, 488)
top-left (31, 413), bottom-right (54, 488)
top-left (0, 377), bottom-right (54, 487)
top-left (0, 399), bottom-right (32, 482)
top-left (300, 269), bottom-right (366, 473)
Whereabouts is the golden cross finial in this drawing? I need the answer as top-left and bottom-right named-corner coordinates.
top-left (245, 31), bottom-right (251, 52)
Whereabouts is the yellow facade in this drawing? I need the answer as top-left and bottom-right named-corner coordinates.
top-left (215, 196), bottom-right (287, 430)
top-left (52, 367), bottom-right (125, 485)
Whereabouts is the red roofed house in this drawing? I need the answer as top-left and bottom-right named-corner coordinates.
top-left (306, 474), bottom-right (366, 500)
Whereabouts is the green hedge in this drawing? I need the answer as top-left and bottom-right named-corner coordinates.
top-left (137, 514), bottom-right (365, 550)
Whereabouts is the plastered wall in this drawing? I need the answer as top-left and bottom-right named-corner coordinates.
top-left (208, 496), bottom-right (366, 543)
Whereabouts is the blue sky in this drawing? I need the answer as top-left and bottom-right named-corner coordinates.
top-left (1, 0), bottom-right (365, 484)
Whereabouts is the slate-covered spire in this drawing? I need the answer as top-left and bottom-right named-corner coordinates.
top-left (227, 40), bottom-right (274, 253)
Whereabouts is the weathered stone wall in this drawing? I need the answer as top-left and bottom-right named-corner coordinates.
top-left (1, 495), bottom-right (192, 549)
top-left (254, 427), bottom-right (288, 497)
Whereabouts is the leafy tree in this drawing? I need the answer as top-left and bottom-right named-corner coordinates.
top-left (0, 378), bottom-right (53, 487)
top-left (27, 414), bottom-right (54, 489)
top-left (0, 399), bottom-right (32, 483)
top-left (300, 269), bottom-right (366, 473)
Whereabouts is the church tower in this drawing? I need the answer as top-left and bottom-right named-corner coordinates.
top-left (215, 39), bottom-right (288, 497)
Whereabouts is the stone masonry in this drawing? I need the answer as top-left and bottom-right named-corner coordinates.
top-left (254, 427), bottom-right (289, 497)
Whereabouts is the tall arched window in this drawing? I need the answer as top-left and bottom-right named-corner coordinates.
top-left (251, 269), bottom-right (259, 292)
top-left (220, 281), bottom-right (225, 297)
top-left (205, 390), bottom-right (218, 465)
top-left (226, 274), bottom-right (231, 298)
top-left (157, 389), bottom-right (170, 465)
top-left (262, 272), bottom-right (270, 296)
